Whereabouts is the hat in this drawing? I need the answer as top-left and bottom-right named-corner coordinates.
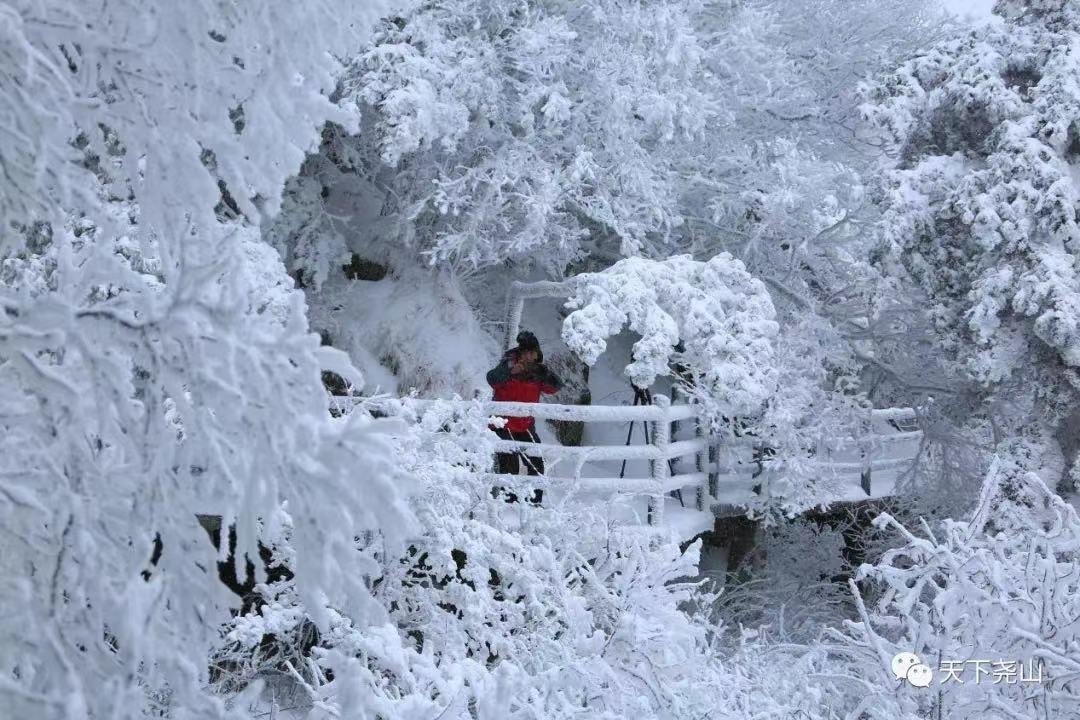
top-left (516, 330), bottom-right (540, 352)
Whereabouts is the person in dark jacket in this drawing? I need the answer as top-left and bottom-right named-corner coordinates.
top-left (487, 331), bottom-right (562, 503)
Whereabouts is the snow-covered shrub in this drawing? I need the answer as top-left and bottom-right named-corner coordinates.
top-left (561, 254), bottom-right (779, 419)
top-left (862, 0), bottom-right (1080, 486)
top-left (714, 517), bottom-right (851, 638)
top-left (833, 442), bottom-right (1080, 719)
top-left (214, 398), bottom-right (734, 719)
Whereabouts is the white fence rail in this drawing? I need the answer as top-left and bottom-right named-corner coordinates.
top-left (332, 394), bottom-right (923, 528)
top-left (338, 395), bottom-right (697, 423)
top-left (336, 393), bottom-right (712, 524)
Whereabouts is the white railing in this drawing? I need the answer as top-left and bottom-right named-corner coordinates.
top-left (335, 395), bottom-right (698, 422)
top-left (503, 279), bottom-right (578, 349)
top-left (331, 395), bottom-right (923, 527)
top-left (335, 393), bottom-right (713, 526)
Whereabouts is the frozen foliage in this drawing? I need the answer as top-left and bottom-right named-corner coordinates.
top-left (741, 313), bottom-right (877, 516)
top-left (262, 130), bottom-right (393, 292)
top-left (691, 0), bottom-right (945, 266)
top-left (7, 0), bottom-right (1071, 717)
top-left (835, 442), bottom-right (1080, 718)
top-left (350, 0), bottom-right (714, 271)
top-left (659, 1), bottom-right (949, 515)
top-left (269, 0), bottom-right (945, 287)
top-left (711, 517), bottom-right (853, 642)
top-left (213, 400), bottom-right (733, 719)
top-left (558, 253), bottom-right (879, 516)
top-left (0, 1), bottom-right (380, 242)
top-left (562, 254), bottom-right (779, 417)
top-left (684, 0), bottom-right (946, 349)
top-left (306, 264), bottom-right (495, 396)
top-left (863, 0), bottom-right (1080, 460)
top-left (0, 2), bottom-right (416, 719)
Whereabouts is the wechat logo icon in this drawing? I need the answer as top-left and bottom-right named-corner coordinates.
top-left (892, 652), bottom-right (934, 688)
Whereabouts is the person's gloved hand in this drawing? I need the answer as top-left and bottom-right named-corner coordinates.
top-left (521, 362), bottom-right (556, 385)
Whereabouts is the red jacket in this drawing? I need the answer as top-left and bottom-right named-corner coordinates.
top-left (487, 351), bottom-right (562, 432)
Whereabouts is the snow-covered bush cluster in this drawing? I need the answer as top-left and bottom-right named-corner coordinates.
top-left (211, 399), bottom-right (733, 718)
top-left (834, 444), bottom-right (1080, 719)
top-left (863, 0), bottom-right (1080, 485)
top-left (562, 254), bottom-right (778, 417)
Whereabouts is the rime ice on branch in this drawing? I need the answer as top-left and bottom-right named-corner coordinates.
top-left (561, 254), bottom-right (779, 418)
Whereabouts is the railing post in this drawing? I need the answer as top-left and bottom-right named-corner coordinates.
top-left (695, 414), bottom-right (707, 511)
top-left (649, 394), bottom-right (670, 526)
top-left (504, 289), bottom-right (525, 350)
top-left (669, 384), bottom-right (682, 477)
top-left (708, 440), bottom-right (719, 501)
top-left (859, 408), bottom-right (873, 496)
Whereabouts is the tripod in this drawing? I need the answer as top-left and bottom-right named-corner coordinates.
top-left (618, 385), bottom-right (683, 507)
top-left (618, 386), bottom-right (653, 479)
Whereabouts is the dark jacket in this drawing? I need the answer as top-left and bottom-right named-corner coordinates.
top-left (486, 350), bottom-right (563, 432)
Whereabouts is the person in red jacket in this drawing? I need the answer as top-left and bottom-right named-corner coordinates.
top-left (487, 331), bottom-right (562, 501)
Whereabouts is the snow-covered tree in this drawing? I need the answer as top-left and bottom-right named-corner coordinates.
top-left (346, 0), bottom-right (715, 273)
top-left (682, 0), bottom-right (946, 329)
top-left (863, 0), bottom-right (1080, 487)
top-left (214, 399), bottom-right (733, 719)
top-left (661, 0), bottom-right (951, 516)
top-left (561, 254), bottom-right (779, 418)
top-left (0, 2), bottom-right (418, 718)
